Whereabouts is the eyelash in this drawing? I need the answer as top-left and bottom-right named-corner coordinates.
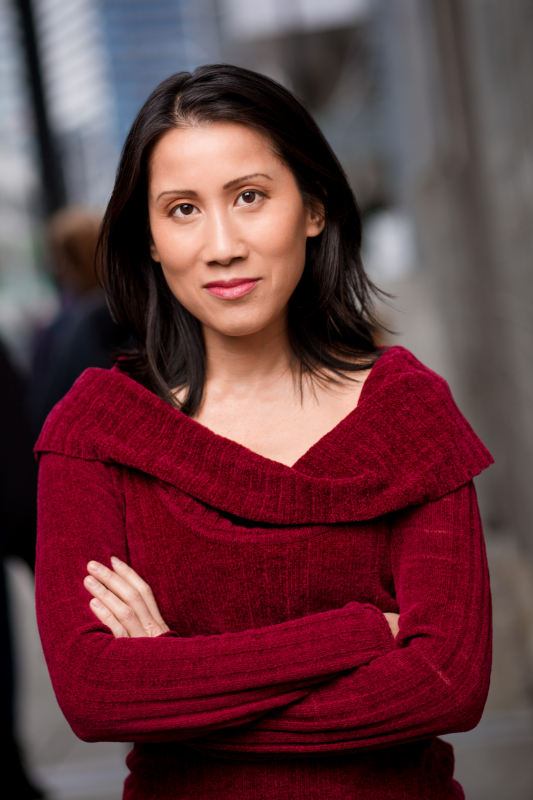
top-left (235, 190), bottom-right (264, 206)
top-left (170, 190), bottom-right (265, 217)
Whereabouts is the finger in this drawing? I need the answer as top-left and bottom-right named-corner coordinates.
top-left (383, 612), bottom-right (400, 638)
top-left (89, 597), bottom-right (128, 638)
top-left (84, 574), bottom-right (147, 638)
top-left (87, 561), bottom-right (155, 628)
top-left (110, 557), bottom-right (162, 620)
top-left (110, 557), bottom-right (169, 631)
top-left (87, 562), bottom-right (167, 637)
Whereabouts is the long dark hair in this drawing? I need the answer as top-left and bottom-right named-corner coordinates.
top-left (99, 63), bottom-right (383, 416)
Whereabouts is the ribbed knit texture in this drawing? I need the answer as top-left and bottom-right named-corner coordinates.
top-left (35, 346), bottom-right (493, 799)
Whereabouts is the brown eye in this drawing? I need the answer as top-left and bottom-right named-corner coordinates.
top-left (172, 203), bottom-right (198, 218)
top-left (177, 204), bottom-right (195, 216)
top-left (236, 191), bottom-right (262, 206)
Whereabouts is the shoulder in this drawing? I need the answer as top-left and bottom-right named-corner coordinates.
top-left (323, 345), bottom-right (494, 507)
top-left (365, 345), bottom-right (450, 397)
top-left (360, 345), bottom-right (474, 431)
top-left (34, 366), bottom-right (156, 462)
top-left (359, 346), bottom-right (465, 428)
top-left (34, 367), bottom-right (194, 488)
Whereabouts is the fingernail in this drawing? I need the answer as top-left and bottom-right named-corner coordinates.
top-left (111, 556), bottom-right (122, 566)
top-left (86, 576), bottom-right (98, 587)
top-left (88, 561), bottom-right (100, 572)
top-left (90, 598), bottom-right (102, 608)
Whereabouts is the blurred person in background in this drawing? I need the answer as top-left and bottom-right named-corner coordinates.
top-left (0, 341), bottom-right (44, 798)
top-left (34, 66), bottom-right (492, 800)
top-left (29, 207), bottom-right (127, 436)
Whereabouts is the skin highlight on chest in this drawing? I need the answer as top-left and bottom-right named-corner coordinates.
top-left (191, 367), bottom-right (372, 467)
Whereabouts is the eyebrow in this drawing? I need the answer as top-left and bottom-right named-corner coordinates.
top-left (155, 173), bottom-right (273, 202)
top-left (223, 173), bottom-right (272, 190)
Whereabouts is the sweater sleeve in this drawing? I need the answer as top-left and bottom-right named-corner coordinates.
top-left (187, 481), bottom-right (492, 757)
top-left (35, 453), bottom-right (393, 744)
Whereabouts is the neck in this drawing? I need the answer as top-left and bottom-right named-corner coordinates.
top-left (202, 313), bottom-right (293, 393)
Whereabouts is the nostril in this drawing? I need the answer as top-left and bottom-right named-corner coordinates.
top-left (207, 256), bottom-right (244, 268)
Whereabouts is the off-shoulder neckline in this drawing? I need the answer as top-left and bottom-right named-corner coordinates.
top-left (162, 351), bottom-right (384, 471)
top-left (35, 346), bottom-right (493, 523)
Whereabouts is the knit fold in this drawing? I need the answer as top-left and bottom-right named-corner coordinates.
top-left (35, 346), bottom-right (492, 524)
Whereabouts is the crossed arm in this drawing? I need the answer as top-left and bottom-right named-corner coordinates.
top-left (85, 558), bottom-right (400, 641)
top-left (191, 481), bottom-right (492, 756)
top-left (36, 453), bottom-right (491, 751)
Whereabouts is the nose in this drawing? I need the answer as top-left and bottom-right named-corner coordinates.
top-left (202, 209), bottom-right (248, 267)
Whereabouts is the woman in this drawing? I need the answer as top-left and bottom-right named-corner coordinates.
top-left (35, 65), bottom-right (492, 799)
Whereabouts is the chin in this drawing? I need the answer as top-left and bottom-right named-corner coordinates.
top-left (206, 314), bottom-right (275, 339)
top-left (217, 324), bottom-right (270, 338)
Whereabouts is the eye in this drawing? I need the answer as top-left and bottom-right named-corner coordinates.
top-left (236, 191), bottom-right (262, 206)
top-left (172, 203), bottom-right (198, 217)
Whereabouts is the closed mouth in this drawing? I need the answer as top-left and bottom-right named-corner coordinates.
top-left (204, 278), bottom-right (259, 299)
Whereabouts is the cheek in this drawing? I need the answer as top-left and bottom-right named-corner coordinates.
top-left (154, 250), bottom-right (199, 315)
top-left (253, 199), bottom-right (308, 257)
top-left (151, 222), bottom-right (189, 267)
top-left (263, 215), bottom-right (308, 292)
top-left (160, 264), bottom-right (198, 312)
top-left (151, 228), bottom-right (197, 293)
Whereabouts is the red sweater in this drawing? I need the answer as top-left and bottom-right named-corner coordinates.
top-left (35, 346), bottom-right (493, 800)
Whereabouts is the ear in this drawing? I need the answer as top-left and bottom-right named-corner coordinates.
top-left (149, 235), bottom-right (161, 263)
top-left (305, 202), bottom-right (325, 239)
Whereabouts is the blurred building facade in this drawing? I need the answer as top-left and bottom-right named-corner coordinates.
top-left (1, 2), bottom-right (532, 798)
top-left (2, 0), bottom-right (533, 553)
top-left (0, 1), bottom-right (531, 552)
top-left (389, 1), bottom-right (533, 559)
top-left (0, 0), bottom-right (52, 363)
top-left (29, 0), bottom-right (220, 207)
top-left (0, 0), bottom-right (219, 361)
top-left (223, 0), bottom-right (533, 565)
top-left (98, 0), bottom-right (219, 147)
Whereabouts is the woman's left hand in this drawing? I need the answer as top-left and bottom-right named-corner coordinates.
top-left (84, 557), bottom-right (170, 638)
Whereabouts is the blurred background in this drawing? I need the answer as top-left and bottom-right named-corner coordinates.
top-left (0, 0), bottom-right (532, 797)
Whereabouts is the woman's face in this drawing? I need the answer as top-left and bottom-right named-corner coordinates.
top-left (148, 121), bottom-right (324, 339)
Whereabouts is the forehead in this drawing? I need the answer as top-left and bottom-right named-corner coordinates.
top-left (148, 121), bottom-right (281, 187)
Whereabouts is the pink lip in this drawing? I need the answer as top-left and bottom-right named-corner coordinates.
top-left (204, 278), bottom-right (259, 299)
